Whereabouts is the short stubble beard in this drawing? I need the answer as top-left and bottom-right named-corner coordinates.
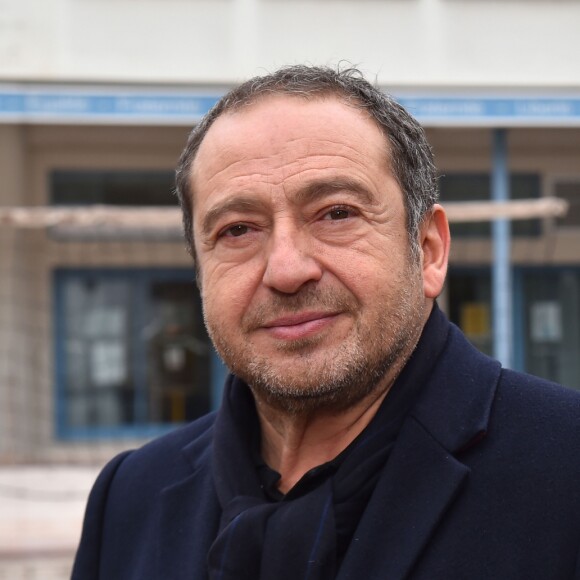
top-left (204, 262), bottom-right (426, 417)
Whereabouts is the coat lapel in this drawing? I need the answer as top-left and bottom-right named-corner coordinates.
top-left (157, 430), bottom-right (221, 580)
top-left (338, 417), bottom-right (469, 580)
top-left (339, 323), bottom-right (502, 580)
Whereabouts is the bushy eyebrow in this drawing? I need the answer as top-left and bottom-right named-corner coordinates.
top-left (200, 178), bottom-right (378, 236)
top-left (201, 196), bottom-right (269, 237)
top-left (294, 178), bottom-right (378, 207)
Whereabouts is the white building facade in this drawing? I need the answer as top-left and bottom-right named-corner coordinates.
top-left (1, 0), bottom-right (580, 462)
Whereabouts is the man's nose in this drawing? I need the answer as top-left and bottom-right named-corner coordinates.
top-left (262, 227), bottom-right (323, 294)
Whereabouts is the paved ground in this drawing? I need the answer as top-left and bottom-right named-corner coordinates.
top-left (0, 466), bottom-right (99, 579)
top-left (0, 557), bottom-right (74, 580)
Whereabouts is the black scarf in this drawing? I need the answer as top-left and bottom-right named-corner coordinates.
top-left (208, 305), bottom-right (449, 580)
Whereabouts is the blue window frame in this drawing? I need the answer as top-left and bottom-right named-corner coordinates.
top-left (54, 268), bottom-right (227, 440)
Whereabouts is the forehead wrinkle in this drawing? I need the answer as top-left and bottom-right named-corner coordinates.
top-left (281, 130), bottom-right (394, 182)
top-left (280, 152), bottom-right (374, 179)
top-left (280, 136), bottom-right (379, 166)
top-left (195, 154), bottom-right (275, 189)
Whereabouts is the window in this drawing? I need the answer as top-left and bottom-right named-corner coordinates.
top-left (448, 267), bottom-right (580, 391)
top-left (51, 170), bottom-right (176, 206)
top-left (439, 173), bottom-right (541, 237)
top-left (517, 268), bottom-right (580, 390)
top-left (55, 269), bottom-right (219, 439)
top-left (49, 169), bottom-right (179, 240)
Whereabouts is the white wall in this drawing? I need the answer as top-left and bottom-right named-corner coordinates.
top-left (1, 0), bottom-right (579, 87)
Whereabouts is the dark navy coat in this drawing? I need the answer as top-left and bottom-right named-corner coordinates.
top-left (72, 321), bottom-right (580, 579)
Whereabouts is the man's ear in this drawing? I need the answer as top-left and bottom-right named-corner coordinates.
top-left (420, 204), bottom-right (450, 299)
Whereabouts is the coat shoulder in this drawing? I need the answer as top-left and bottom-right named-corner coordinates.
top-left (113, 410), bottom-right (218, 488)
top-left (73, 413), bottom-right (219, 579)
top-left (472, 367), bottom-right (580, 492)
top-left (496, 367), bottom-right (580, 428)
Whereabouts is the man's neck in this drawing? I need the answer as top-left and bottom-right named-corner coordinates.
top-left (254, 383), bottom-right (391, 494)
top-left (252, 303), bottom-right (434, 494)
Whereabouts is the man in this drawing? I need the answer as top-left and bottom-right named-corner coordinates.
top-left (73, 66), bottom-right (580, 580)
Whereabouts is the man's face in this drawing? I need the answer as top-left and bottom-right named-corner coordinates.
top-left (191, 96), bottom-right (432, 413)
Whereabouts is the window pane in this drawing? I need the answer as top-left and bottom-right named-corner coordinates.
top-left (521, 270), bottom-right (580, 389)
top-left (51, 170), bottom-right (176, 206)
top-left (59, 271), bottom-right (213, 434)
top-left (446, 270), bottom-right (493, 356)
top-left (144, 281), bottom-right (212, 423)
top-left (63, 277), bottom-right (134, 428)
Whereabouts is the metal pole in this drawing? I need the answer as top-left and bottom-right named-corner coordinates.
top-left (492, 129), bottom-right (512, 368)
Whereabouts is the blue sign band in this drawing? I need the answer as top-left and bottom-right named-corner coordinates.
top-left (1, 88), bottom-right (580, 126)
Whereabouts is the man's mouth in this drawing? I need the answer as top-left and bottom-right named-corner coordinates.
top-left (260, 311), bottom-right (340, 340)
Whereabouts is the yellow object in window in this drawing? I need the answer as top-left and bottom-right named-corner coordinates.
top-left (460, 303), bottom-right (490, 339)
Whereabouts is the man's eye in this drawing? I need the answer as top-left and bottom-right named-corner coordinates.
top-left (325, 208), bottom-right (353, 220)
top-left (222, 224), bottom-right (249, 237)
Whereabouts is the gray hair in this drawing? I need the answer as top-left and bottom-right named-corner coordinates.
top-left (175, 64), bottom-right (438, 259)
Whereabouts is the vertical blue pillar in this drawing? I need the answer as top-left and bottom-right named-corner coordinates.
top-left (492, 129), bottom-right (512, 368)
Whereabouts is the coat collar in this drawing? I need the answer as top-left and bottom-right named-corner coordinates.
top-left (157, 313), bottom-right (502, 580)
top-left (338, 318), bottom-right (502, 580)
top-left (411, 321), bottom-right (501, 454)
top-left (157, 422), bottom-right (219, 580)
